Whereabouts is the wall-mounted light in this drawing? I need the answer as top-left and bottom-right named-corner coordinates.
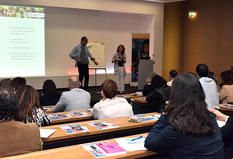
top-left (188, 11), bottom-right (197, 19)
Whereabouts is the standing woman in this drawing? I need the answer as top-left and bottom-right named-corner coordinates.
top-left (112, 45), bottom-right (126, 93)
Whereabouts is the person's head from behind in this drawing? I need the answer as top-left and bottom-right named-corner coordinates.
top-left (117, 45), bottom-right (125, 55)
top-left (0, 79), bottom-right (14, 92)
top-left (166, 73), bottom-right (215, 136)
top-left (68, 76), bottom-right (80, 90)
top-left (0, 86), bottom-right (18, 121)
top-left (101, 79), bottom-right (118, 99)
top-left (80, 36), bottom-right (88, 46)
top-left (15, 85), bottom-right (41, 122)
top-left (169, 70), bottom-right (178, 80)
top-left (146, 72), bottom-right (157, 84)
top-left (43, 79), bottom-right (57, 93)
top-left (12, 77), bottom-right (26, 91)
top-left (196, 64), bottom-right (209, 78)
top-left (221, 70), bottom-right (233, 85)
top-left (150, 75), bottom-right (167, 89)
top-left (42, 79), bottom-right (59, 97)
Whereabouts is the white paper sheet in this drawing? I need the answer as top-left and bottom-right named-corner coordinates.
top-left (115, 136), bottom-right (147, 151)
top-left (40, 129), bottom-right (56, 138)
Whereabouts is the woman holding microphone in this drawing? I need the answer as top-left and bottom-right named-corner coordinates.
top-left (112, 45), bottom-right (126, 93)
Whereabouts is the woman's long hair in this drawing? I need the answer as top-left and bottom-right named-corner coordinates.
top-left (166, 73), bottom-right (215, 136)
top-left (15, 85), bottom-right (43, 123)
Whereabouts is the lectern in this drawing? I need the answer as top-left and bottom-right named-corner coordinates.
top-left (138, 59), bottom-right (154, 90)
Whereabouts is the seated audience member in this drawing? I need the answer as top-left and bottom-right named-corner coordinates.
top-left (219, 70), bottom-right (233, 104)
top-left (210, 109), bottom-right (233, 159)
top-left (0, 78), bottom-right (14, 91)
top-left (208, 71), bottom-right (218, 83)
top-left (15, 85), bottom-right (50, 127)
top-left (196, 64), bottom-right (219, 109)
top-left (167, 70), bottom-right (177, 87)
top-left (145, 75), bottom-right (170, 113)
top-left (40, 79), bottom-right (61, 106)
top-left (92, 79), bottom-right (134, 119)
top-left (145, 73), bottom-right (224, 159)
top-left (142, 72), bottom-right (157, 96)
top-left (12, 77), bottom-right (26, 91)
top-left (0, 85), bottom-right (42, 157)
top-left (54, 76), bottom-right (91, 112)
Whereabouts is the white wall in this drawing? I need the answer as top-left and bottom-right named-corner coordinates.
top-left (0, 0), bottom-right (164, 89)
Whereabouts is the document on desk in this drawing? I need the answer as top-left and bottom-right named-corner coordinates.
top-left (130, 114), bottom-right (160, 122)
top-left (40, 129), bottom-right (56, 138)
top-left (132, 92), bottom-right (143, 96)
top-left (48, 113), bottom-right (72, 120)
top-left (60, 124), bottom-right (89, 134)
top-left (69, 111), bottom-right (92, 117)
top-left (88, 121), bottom-right (118, 130)
top-left (115, 135), bottom-right (147, 151)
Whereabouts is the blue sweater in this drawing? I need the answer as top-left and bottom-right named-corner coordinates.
top-left (145, 114), bottom-right (224, 159)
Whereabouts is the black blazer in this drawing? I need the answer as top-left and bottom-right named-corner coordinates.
top-left (145, 114), bottom-right (224, 159)
top-left (221, 116), bottom-right (233, 145)
top-left (221, 116), bottom-right (233, 159)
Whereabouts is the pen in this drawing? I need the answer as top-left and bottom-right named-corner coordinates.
top-left (90, 145), bottom-right (102, 154)
top-left (131, 136), bottom-right (143, 141)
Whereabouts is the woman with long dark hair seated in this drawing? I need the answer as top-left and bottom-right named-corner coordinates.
top-left (145, 73), bottom-right (223, 159)
top-left (15, 85), bottom-right (50, 127)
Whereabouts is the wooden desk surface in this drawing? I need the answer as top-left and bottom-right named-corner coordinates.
top-left (3, 133), bottom-right (156, 159)
top-left (118, 93), bottom-right (143, 99)
top-left (49, 110), bottom-right (93, 124)
top-left (41, 112), bottom-right (159, 143)
top-left (214, 104), bottom-right (233, 111)
top-left (131, 97), bottom-right (147, 104)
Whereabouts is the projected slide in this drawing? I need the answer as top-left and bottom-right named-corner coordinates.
top-left (0, 5), bottom-right (45, 77)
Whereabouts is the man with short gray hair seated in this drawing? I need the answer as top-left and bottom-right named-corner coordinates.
top-left (54, 76), bottom-right (91, 112)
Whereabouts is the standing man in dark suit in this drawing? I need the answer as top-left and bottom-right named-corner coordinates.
top-left (69, 36), bottom-right (98, 90)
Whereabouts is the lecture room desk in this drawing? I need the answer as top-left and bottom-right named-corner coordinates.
top-left (131, 97), bottom-right (148, 104)
top-left (41, 112), bottom-right (159, 144)
top-left (214, 104), bottom-right (233, 111)
top-left (118, 93), bottom-right (143, 100)
top-left (49, 110), bottom-right (93, 125)
top-left (2, 133), bottom-right (157, 159)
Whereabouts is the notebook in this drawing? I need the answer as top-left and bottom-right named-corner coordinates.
top-left (82, 142), bottom-right (126, 158)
